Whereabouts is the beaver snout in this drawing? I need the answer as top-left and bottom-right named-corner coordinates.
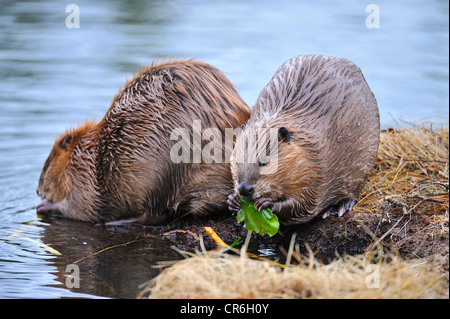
top-left (36, 199), bottom-right (60, 216)
top-left (36, 186), bottom-right (48, 201)
top-left (238, 182), bottom-right (254, 200)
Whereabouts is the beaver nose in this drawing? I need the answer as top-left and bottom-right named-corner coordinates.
top-left (238, 182), bottom-right (254, 199)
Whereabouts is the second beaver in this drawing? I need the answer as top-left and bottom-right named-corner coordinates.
top-left (37, 59), bottom-right (250, 225)
top-left (228, 54), bottom-right (380, 225)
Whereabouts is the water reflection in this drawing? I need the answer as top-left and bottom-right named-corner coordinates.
top-left (0, 0), bottom-right (448, 298)
top-left (0, 217), bottom-right (98, 298)
top-left (39, 218), bottom-right (183, 298)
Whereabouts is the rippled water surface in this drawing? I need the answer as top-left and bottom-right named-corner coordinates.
top-left (0, 0), bottom-right (448, 298)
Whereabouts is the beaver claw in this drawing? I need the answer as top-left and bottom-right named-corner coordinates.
top-left (227, 193), bottom-right (241, 212)
top-left (254, 197), bottom-right (274, 211)
top-left (322, 200), bottom-right (355, 219)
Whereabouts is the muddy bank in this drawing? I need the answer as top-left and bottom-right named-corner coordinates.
top-left (140, 124), bottom-right (448, 298)
top-left (163, 124), bottom-right (449, 262)
top-left (160, 213), bottom-right (371, 261)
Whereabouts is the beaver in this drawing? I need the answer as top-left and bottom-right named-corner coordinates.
top-left (228, 54), bottom-right (380, 225)
top-left (37, 59), bottom-right (250, 225)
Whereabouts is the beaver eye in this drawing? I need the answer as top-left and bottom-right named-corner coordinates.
top-left (259, 159), bottom-right (268, 167)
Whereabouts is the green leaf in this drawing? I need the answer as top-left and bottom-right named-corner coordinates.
top-left (236, 198), bottom-right (280, 237)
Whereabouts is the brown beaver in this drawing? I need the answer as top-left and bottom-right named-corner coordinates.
top-left (228, 54), bottom-right (380, 225)
top-left (37, 59), bottom-right (250, 225)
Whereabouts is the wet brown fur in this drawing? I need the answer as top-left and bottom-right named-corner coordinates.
top-left (231, 55), bottom-right (380, 225)
top-left (38, 59), bottom-right (250, 224)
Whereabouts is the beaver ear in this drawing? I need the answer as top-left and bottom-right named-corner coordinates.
top-left (278, 127), bottom-right (290, 143)
top-left (59, 135), bottom-right (73, 150)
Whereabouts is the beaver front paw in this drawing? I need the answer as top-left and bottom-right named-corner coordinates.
top-left (254, 197), bottom-right (274, 211)
top-left (322, 200), bottom-right (355, 219)
top-left (227, 193), bottom-right (241, 212)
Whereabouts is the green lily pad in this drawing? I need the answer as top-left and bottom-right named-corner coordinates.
top-left (236, 198), bottom-right (280, 237)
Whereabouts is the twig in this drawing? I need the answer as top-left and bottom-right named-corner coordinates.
top-left (378, 157), bottom-right (448, 164)
top-left (73, 239), bottom-right (143, 264)
top-left (370, 197), bottom-right (387, 247)
top-left (360, 222), bottom-right (379, 244)
top-left (202, 227), bottom-right (226, 247)
top-left (385, 197), bottom-right (408, 208)
top-left (9, 234), bottom-right (61, 256)
top-left (8, 223), bottom-right (62, 256)
top-left (408, 195), bottom-right (446, 204)
top-left (365, 200), bottom-right (424, 255)
top-left (292, 244), bottom-right (303, 265)
top-left (284, 233), bottom-right (297, 268)
top-left (164, 229), bottom-right (200, 241)
top-left (427, 181), bottom-right (449, 189)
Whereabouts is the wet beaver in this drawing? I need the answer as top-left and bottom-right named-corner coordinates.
top-left (228, 55), bottom-right (379, 225)
top-left (37, 59), bottom-right (250, 225)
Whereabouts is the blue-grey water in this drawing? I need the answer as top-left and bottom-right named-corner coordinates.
top-left (0, 0), bottom-right (448, 298)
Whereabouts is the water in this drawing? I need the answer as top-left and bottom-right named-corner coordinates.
top-left (0, 0), bottom-right (448, 298)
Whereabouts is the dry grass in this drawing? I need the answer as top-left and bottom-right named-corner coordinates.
top-left (353, 123), bottom-right (448, 257)
top-left (139, 122), bottom-right (449, 299)
top-left (138, 246), bottom-right (448, 299)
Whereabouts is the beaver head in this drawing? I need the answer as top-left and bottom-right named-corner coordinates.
top-left (232, 124), bottom-right (304, 198)
top-left (37, 133), bottom-right (72, 203)
top-left (231, 122), bottom-right (322, 210)
top-left (37, 121), bottom-right (100, 221)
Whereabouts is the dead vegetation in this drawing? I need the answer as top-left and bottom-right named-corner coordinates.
top-left (139, 122), bottom-right (449, 299)
top-left (354, 123), bottom-right (449, 258)
top-left (138, 245), bottom-right (447, 299)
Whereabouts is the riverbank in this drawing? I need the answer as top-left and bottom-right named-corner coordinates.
top-left (140, 122), bottom-right (449, 299)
